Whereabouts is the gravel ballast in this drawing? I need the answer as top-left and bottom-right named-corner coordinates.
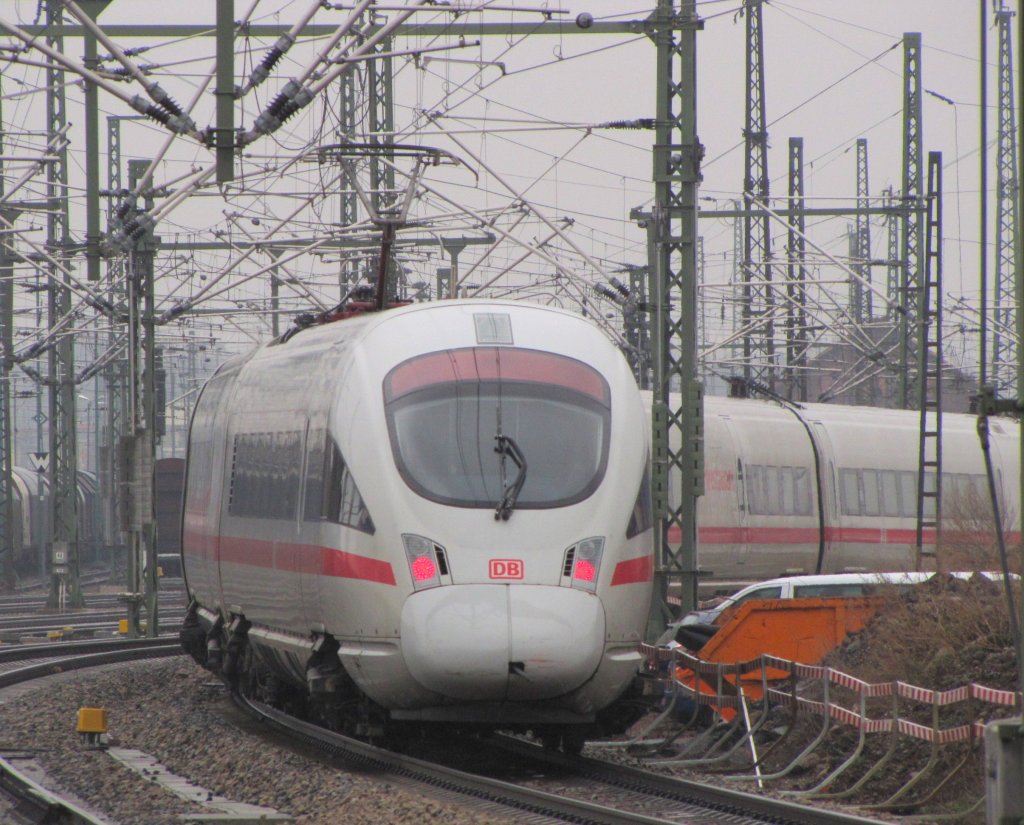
top-left (0, 656), bottom-right (513, 825)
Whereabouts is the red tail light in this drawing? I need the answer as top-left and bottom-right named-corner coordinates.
top-left (403, 534), bottom-right (444, 590)
top-left (563, 537), bottom-right (604, 592)
top-left (411, 555), bottom-right (437, 581)
top-left (573, 558), bottom-right (596, 582)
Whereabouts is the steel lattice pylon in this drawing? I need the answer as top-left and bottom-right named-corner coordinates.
top-left (853, 138), bottom-right (874, 405)
top-left (853, 138), bottom-right (872, 325)
top-left (993, 3), bottom-right (1020, 395)
top-left (339, 71), bottom-right (360, 229)
top-left (45, 0), bottom-right (83, 607)
top-left (885, 185), bottom-right (900, 323)
top-left (741, 0), bottom-right (775, 391)
top-left (0, 80), bottom-right (13, 588)
top-left (899, 33), bottom-right (924, 410)
top-left (647, 0), bottom-right (704, 636)
top-left (786, 137), bottom-right (808, 402)
top-left (103, 116), bottom-right (136, 553)
top-left (368, 29), bottom-right (398, 301)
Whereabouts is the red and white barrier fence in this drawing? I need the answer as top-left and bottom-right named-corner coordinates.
top-left (639, 642), bottom-right (1020, 743)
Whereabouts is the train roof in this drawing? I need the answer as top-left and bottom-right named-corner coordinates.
top-left (215, 299), bottom-right (625, 381)
top-left (695, 392), bottom-right (1016, 431)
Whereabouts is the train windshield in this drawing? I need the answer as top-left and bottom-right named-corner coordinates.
top-left (384, 348), bottom-right (610, 509)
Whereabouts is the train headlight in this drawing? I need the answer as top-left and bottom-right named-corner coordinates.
top-left (403, 534), bottom-right (445, 590)
top-left (563, 536), bottom-right (604, 593)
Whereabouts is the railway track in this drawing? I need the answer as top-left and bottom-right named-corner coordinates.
top-left (0, 589), bottom-right (187, 618)
top-left (236, 693), bottom-right (895, 825)
top-left (0, 646), bottom-right (901, 825)
top-left (0, 637), bottom-right (181, 824)
top-left (0, 606), bottom-right (186, 637)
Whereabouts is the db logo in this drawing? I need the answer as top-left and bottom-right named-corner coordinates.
top-left (489, 559), bottom-right (524, 579)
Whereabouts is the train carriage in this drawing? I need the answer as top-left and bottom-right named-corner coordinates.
top-left (180, 296), bottom-right (1020, 742)
top-left (181, 299), bottom-right (653, 743)
top-left (689, 395), bottom-right (1019, 591)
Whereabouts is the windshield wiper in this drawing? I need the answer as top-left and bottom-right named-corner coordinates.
top-left (494, 434), bottom-right (527, 521)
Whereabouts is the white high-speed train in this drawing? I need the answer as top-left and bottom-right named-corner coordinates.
top-left (178, 293), bottom-right (1019, 745)
top-left (687, 395), bottom-right (1019, 591)
top-left (180, 299), bottom-right (653, 748)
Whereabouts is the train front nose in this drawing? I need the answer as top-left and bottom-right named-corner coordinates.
top-left (400, 585), bottom-right (604, 701)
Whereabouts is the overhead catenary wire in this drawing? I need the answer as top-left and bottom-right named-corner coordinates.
top-left (0, 14), bottom-right (205, 141)
top-left (61, 0), bottom-right (194, 129)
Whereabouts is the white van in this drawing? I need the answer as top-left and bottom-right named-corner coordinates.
top-left (659, 571), bottom-right (1015, 650)
top-left (676, 570), bottom-right (1017, 629)
top-left (679, 571), bottom-right (939, 629)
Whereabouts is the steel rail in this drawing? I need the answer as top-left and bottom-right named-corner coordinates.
top-left (236, 692), bottom-right (891, 825)
top-left (0, 635), bottom-right (179, 666)
top-left (0, 638), bottom-right (182, 823)
top-left (236, 693), bottom-right (675, 825)
top-left (0, 757), bottom-right (108, 825)
top-left (490, 734), bottom-right (897, 825)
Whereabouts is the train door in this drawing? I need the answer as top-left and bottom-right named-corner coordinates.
top-left (183, 364), bottom-right (242, 611)
top-left (980, 419), bottom-right (1020, 540)
top-left (699, 414), bottom-right (747, 581)
top-left (810, 422), bottom-right (839, 572)
top-left (292, 419), bottom-right (319, 632)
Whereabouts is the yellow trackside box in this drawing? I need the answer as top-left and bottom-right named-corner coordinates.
top-left (77, 708), bottom-right (108, 734)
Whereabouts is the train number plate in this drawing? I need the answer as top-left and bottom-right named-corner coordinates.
top-left (489, 559), bottom-right (524, 579)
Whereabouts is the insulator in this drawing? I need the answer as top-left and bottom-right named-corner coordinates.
top-left (258, 46), bottom-right (284, 74)
top-left (278, 101), bottom-right (302, 125)
top-left (264, 90), bottom-right (290, 119)
top-left (143, 103), bottom-right (172, 127)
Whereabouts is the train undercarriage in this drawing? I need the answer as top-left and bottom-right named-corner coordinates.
top-left (179, 600), bottom-right (649, 754)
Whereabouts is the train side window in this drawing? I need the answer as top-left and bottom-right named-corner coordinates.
top-left (733, 585), bottom-right (782, 609)
top-left (828, 461), bottom-right (838, 517)
top-left (303, 428), bottom-right (326, 522)
top-left (968, 474), bottom-right (983, 500)
top-left (767, 466), bottom-right (782, 514)
top-left (840, 469), bottom-right (860, 516)
top-left (780, 467), bottom-right (795, 514)
top-left (794, 583), bottom-right (867, 598)
top-left (793, 467), bottom-right (812, 515)
top-left (282, 433), bottom-right (301, 517)
top-left (324, 442), bottom-right (376, 535)
top-left (948, 473), bottom-right (983, 504)
top-left (745, 464), bottom-right (760, 513)
top-left (898, 471), bottom-right (916, 517)
top-left (921, 471), bottom-right (938, 519)
top-left (765, 468), bottom-right (778, 513)
top-left (862, 470), bottom-right (880, 516)
top-left (941, 473), bottom-right (957, 508)
top-left (880, 470), bottom-right (900, 517)
top-left (626, 460), bottom-right (653, 538)
top-left (747, 464), bottom-right (772, 515)
top-left (229, 431), bottom-right (301, 520)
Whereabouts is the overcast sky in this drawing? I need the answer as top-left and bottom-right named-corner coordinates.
top-left (1, 1), bottom-right (1016, 400)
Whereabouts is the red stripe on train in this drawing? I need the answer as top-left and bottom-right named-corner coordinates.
top-left (690, 526), bottom-right (935, 544)
top-left (672, 525), bottom-right (1022, 546)
top-left (185, 532), bottom-right (397, 586)
top-left (610, 554), bottom-right (654, 586)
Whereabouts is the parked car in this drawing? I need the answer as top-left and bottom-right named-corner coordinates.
top-left (659, 570), bottom-right (1015, 650)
